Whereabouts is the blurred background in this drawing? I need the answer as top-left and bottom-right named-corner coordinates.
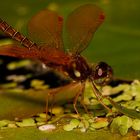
top-left (0, 0), bottom-right (140, 80)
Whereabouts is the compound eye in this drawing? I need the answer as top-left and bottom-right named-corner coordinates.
top-left (94, 62), bottom-right (113, 86)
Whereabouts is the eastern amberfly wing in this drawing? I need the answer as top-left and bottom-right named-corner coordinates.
top-left (0, 4), bottom-right (113, 113)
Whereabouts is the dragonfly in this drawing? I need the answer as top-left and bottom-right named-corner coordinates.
top-left (0, 4), bottom-right (113, 114)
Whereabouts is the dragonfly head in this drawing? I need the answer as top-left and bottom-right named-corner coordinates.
top-left (91, 62), bottom-right (113, 86)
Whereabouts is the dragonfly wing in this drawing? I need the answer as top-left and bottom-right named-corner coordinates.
top-left (28, 9), bottom-right (64, 50)
top-left (65, 4), bottom-right (104, 54)
top-left (38, 45), bottom-right (71, 66)
top-left (0, 44), bottom-right (71, 67)
top-left (0, 44), bottom-right (39, 59)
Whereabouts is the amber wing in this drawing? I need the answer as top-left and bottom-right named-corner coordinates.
top-left (65, 4), bottom-right (105, 54)
top-left (28, 9), bottom-right (64, 50)
top-left (0, 44), bottom-right (71, 67)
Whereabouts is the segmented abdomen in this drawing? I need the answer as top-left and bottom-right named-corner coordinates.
top-left (0, 18), bottom-right (37, 49)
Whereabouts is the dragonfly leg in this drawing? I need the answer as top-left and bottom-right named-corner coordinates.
top-left (73, 89), bottom-right (81, 115)
top-left (45, 92), bottom-right (49, 121)
top-left (46, 82), bottom-right (90, 119)
top-left (90, 79), bottom-right (112, 112)
top-left (46, 82), bottom-right (83, 119)
top-left (45, 91), bottom-right (56, 121)
top-left (73, 82), bottom-right (89, 115)
top-left (79, 83), bottom-right (90, 114)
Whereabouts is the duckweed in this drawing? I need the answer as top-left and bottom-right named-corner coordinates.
top-left (63, 119), bottom-right (80, 131)
top-left (132, 119), bottom-right (140, 130)
top-left (0, 79), bottom-right (140, 138)
top-left (110, 115), bottom-right (132, 136)
top-left (16, 118), bottom-right (36, 127)
top-left (91, 119), bottom-right (109, 129)
top-left (0, 120), bottom-right (11, 127)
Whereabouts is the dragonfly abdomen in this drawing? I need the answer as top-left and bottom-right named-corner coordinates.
top-left (0, 19), bottom-right (37, 49)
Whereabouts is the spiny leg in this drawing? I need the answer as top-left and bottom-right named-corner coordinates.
top-left (45, 90), bottom-right (56, 121)
top-left (79, 82), bottom-right (90, 114)
top-left (73, 87), bottom-right (82, 115)
top-left (45, 92), bottom-right (49, 121)
top-left (46, 82), bottom-right (89, 120)
top-left (89, 78), bottom-right (112, 112)
top-left (50, 94), bottom-right (56, 118)
top-left (48, 92), bottom-right (56, 120)
top-left (73, 82), bottom-right (89, 115)
top-left (46, 82), bottom-right (81, 119)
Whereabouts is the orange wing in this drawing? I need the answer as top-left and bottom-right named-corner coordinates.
top-left (65, 4), bottom-right (105, 54)
top-left (28, 9), bottom-right (64, 50)
top-left (0, 44), bottom-right (71, 66)
top-left (0, 44), bottom-right (39, 59)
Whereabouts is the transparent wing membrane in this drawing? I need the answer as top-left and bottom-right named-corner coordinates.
top-left (65, 4), bottom-right (105, 54)
top-left (28, 9), bottom-right (64, 50)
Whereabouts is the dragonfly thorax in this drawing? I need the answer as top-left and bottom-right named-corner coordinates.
top-left (67, 55), bottom-right (92, 81)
